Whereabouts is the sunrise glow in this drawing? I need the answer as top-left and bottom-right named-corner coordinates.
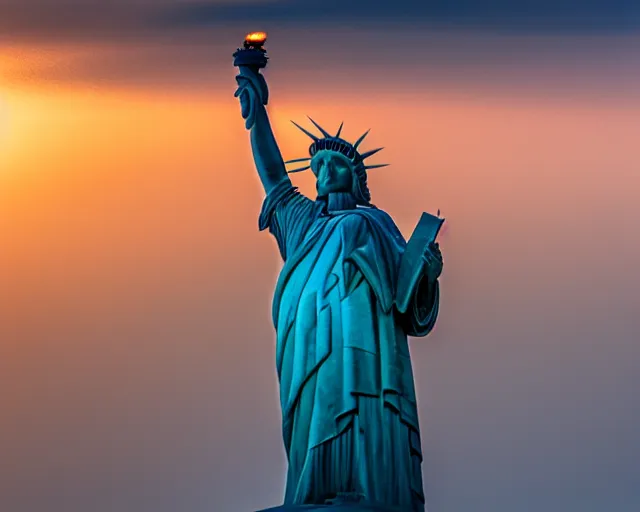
top-left (0, 93), bottom-right (12, 167)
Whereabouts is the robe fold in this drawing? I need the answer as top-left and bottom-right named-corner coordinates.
top-left (259, 178), bottom-right (439, 511)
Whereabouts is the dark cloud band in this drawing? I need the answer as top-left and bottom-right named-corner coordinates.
top-left (0, 0), bottom-right (639, 44)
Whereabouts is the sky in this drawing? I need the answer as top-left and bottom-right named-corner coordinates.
top-left (1, 2), bottom-right (640, 512)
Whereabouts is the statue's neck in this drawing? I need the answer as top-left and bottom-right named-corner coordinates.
top-left (322, 191), bottom-right (357, 213)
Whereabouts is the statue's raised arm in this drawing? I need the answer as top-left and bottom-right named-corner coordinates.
top-left (233, 33), bottom-right (289, 195)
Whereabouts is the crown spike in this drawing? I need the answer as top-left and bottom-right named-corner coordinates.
top-left (287, 165), bottom-right (311, 173)
top-left (360, 147), bottom-right (384, 159)
top-left (306, 116), bottom-right (332, 138)
top-left (284, 157), bottom-right (311, 164)
top-left (335, 122), bottom-right (344, 138)
top-left (353, 129), bottom-right (371, 149)
top-left (364, 164), bottom-right (389, 170)
top-left (291, 120), bottom-right (319, 141)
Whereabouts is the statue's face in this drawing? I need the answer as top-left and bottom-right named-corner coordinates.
top-left (311, 150), bottom-right (354, 196)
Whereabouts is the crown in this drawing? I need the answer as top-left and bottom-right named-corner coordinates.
top-left (284, 116), bottom-right (389, 173)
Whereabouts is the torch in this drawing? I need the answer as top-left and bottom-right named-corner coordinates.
top-left (233, 31), bottom-right (269, 70)
top-left (233, 32), bottom-right (269, 111)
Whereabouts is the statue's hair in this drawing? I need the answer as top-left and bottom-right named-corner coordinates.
top-left (352, 162), bottom-right (371, 205)
top-left (284, 117), bottom-right (389, 206)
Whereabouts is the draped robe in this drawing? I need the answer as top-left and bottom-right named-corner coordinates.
top-left (259, 179), bottom-right (439, 511)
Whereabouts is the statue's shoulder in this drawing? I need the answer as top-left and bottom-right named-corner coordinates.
top-left (356, 205), bottom-right (396, 226)
top-left (354, 206), bottom-right (404, 244)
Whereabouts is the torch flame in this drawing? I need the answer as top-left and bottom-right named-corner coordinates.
top-left (245, 32), bottom-right (267, 45)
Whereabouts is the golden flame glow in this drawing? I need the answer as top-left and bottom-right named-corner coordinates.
top-left (245, 32), bottom-right (267, 45)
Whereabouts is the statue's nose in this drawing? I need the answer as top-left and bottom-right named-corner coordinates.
top-left (324, 162), bottom-right (335, 176)
top-left (320, 164), bottom-right (332, 180)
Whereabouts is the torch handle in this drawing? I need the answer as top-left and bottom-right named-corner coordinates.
top-left (235, 64), bottom-right (269, 106)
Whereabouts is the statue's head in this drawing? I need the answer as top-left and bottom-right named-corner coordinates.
top-left (285, 117), bottom-right (389, 206)
top-left (311, 150), bottom-right (353, 197)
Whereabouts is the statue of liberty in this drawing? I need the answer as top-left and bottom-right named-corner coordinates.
top-left (233, 34), bottom-right (443, 512)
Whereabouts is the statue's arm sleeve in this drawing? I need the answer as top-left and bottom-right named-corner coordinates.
top-left (258, 176), bottom-right (317, 260)
top-left (402, 273), bottom-right (440, 337)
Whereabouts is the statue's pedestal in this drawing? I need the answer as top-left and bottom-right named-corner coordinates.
top-left (258, 503), bottom-right (401, 512)
top-left (259, 503), bottom-right (399, 512)
top-left (258, 492), bottom-right (404, 511)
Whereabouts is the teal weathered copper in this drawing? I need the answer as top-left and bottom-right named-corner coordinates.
top-left (233, 34), bottom-right (443, 512)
